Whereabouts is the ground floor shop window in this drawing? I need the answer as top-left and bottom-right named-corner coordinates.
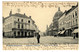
top-left (25, 32), bottom-right (27, 37)
top-left (28, 32), bottom-right (30, 36)
top-left (14, 31), bottom-right (16, 36)
top-left (18, 31), bottom-right (20, 36)
top-left (21, 31), bottom-right (23, 36)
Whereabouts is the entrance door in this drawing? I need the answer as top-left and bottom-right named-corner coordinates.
top-left (21, 31), bottom-right (23, 37)
top-left (14, 31), bottom-right (16, 37)
top-left (28, 32), bottom-right (30, 37)
top-left (25, 32), bottom-right (27, 37)
top-left (18, 31), bottom-right (20, 37)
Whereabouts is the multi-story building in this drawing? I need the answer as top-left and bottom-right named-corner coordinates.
top-left (3, 10), bottom-right (39, 38)
top-left (58, 3), bottom-right (78, 37)
top-left (46, 7), bottom-right (63, 36)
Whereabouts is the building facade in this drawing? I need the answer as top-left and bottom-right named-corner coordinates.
top-left (46, 23), bottom-right (54, 36)
top-left (46, 7), bottom-right (63, 36)
top-left (3, 10), bottom-right (39, 38)
top-left (58, 4), bottom-right (78, 37)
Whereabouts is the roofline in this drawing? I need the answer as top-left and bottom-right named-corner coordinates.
top-left (59, 4), bottom-right (78, 20)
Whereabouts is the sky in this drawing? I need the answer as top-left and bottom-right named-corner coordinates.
top-left (2, 1), bottom-right (77, 32)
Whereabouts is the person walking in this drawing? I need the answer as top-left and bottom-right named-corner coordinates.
top-left (73, 33), bottom-right (76, 39)
top-left (36, 33), bottom-right (40, 43)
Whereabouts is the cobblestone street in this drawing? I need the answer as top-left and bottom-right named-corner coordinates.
top-left (3, 36), bottom-right (78, 45)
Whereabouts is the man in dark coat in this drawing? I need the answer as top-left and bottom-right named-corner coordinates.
top-left (36, 33), bottom-right (40, 43)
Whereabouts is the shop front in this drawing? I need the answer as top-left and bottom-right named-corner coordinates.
top-left (72, 28), bottom-right (79, 39)
top-left (59, 30), bottom-right (66, 36)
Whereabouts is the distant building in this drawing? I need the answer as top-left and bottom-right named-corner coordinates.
top-left (46, 25), bottom-right (49, 36)
top-left (3, 10), bottom-right (39, 38)
top-left (48, 23), bottom-right (54, 36)
top-left (58, 3), bottom-right (78, 37)
top-left (46, 23), bottom-right (53, 36)
top-left (47, 7), bottom-right (63, 36)
top-left (53, 7), bottom-right (63, 30)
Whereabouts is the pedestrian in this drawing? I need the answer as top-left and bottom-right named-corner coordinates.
top-left (36, 33), bottom-right (40, 43)
top-left (73, 33), bottom-right (75, 39)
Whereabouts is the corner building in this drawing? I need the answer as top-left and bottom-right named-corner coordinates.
top-left (3, 10), bottom-right (39, 38)
top-left (58, 4), bottom-right (78, 37)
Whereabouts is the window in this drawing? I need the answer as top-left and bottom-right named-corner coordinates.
top-left (22, 24), bottom-right (23, 29)
top-left (28, 20), bottom-right (30, 23)
top-left (28, 32), bottom-right (30, 36)
top-left (18, 31), bottom-right (20, 36)
top-left (18, 24), bottom-right (20, 29)
top-left (75, 11), bottom-right (77, 16)
top-left (21, 19), bottom-right (23, 22)
top-left (18, 19), bottom-right (19, 21)
top-left (76, 19), bottom-right (77, 24)
top-left (73, 14), bottom-right (74, 18)
top-left (14, 31), bottom-right (16, 36)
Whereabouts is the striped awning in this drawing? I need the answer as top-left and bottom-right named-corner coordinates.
top-left (72, 29), bottom-right (79, 33)
top-left (58, 31), bottom-right (61, 34)
top-left (60, 30), bottom-right (65, 34)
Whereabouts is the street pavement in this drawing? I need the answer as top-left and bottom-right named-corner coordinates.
top-left (3, 36), bottom-right (78, 45)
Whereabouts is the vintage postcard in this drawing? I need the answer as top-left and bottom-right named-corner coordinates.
top-left (3, 1), bottom-right (79, 50)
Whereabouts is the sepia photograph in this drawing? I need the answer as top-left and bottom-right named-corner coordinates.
top-left (2, 1), bottom-right (79, 50)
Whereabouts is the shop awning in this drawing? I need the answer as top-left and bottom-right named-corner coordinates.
top-left (60, 30), bottom-right (65, 34)
top-left (72, 29), bottom-right (79, 33)
top-left (58, 31), bottom-right (61, 34)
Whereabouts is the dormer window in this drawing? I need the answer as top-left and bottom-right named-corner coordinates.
top-left (28, 20), bottom-right (30, 23)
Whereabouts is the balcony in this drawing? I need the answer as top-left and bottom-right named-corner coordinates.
top-left (14, 21), bottom-right (29, 25)
top-left (12, 28), bottom-right (35, 31)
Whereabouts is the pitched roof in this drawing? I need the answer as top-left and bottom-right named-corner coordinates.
top-left (4, 13), bottom-right (29, 20)
top-left (65, 4), bottom-right (78, 15)
top-left (59, 4), bottom-right (78, 18)
top-left (11, 13), bottom-right (28, 18)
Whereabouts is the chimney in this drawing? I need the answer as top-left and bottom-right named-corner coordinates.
top-left (9, 9), bottom-right (12, 16)
top-left (58, 7), bottom-right (60, 11)
top-left (72, 6), bottom-right (75, 8)
top-left (65, 10), bottom-right (67, 12)
top-left (29, 16), bottom-right (31, 18)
